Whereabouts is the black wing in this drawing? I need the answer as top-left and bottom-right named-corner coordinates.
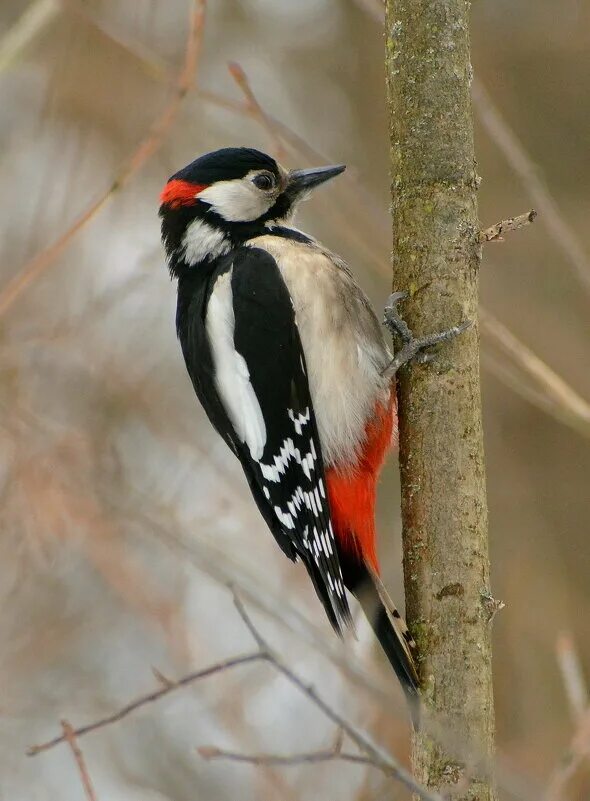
top-left (176, 246), bottom-right (352, 633)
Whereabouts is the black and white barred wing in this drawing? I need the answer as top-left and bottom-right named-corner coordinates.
top-left (204, 247), bottom-right (352, 633)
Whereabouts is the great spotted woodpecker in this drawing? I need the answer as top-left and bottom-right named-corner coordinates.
top-left (159, 147), bottom-right (467, 722)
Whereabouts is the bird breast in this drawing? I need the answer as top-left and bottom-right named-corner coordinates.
top-left (246, 235), bottom-right (393, 470)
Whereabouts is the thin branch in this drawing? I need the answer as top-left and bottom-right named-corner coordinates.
top-left (472, 79), bottom-right (590, 296)
top-left (544, 709), bottom-right (590, 801)
top-left (62, 0), bottom-right (169, 81)
top-left (556, 633), bottom-right (589, 724)
top-left (0, 0), bottom-right (60, 73)
top-left (230, 594), bottom-right (443, 801)
top-left (480, 210), bottom-right (537, 243)
top-left (61, 719), bottom-right (98, 801)
top-left (0, 0), bottom-right (207, 319)
top-left (481, 350), bottom-right (570, 421)
top-left (480, 309), bottom-right (590, 436)
top-left (27, 652), bottom-right (264, 756)
top-left (198, 744), bottom-right (373, 770)
top-left (29, 590), bottom-right (440, 801)
top-left (227, 62), bottom-right (286, 159)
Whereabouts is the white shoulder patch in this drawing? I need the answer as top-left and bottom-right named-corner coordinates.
top-left (206, 269), bottom-right (267, 461)
top-left (182, 218), bottom-right (230, 265)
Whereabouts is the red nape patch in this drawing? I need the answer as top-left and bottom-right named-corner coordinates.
top-left (326, 396), bottom-right (397, 574)
top-left (159, 179), bottom-right (208, 209)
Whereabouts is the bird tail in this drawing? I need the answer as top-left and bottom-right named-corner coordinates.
top-left (353, 561), bottom-right (421, 726)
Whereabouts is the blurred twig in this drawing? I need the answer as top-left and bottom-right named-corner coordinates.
top-left (29, 591), bottom-right (440, 801)
top-left (472, 79), bottom-right (590, 297)
top-left (544, 709), bottom-right (590, 801)
top-left (61, 720), bottom-right (98, 801)
top-left (27, 652), bottom-right (263, 755)
top-left (62, 0), bottom-right (169, 80)
top-left (0, 0), bottom-right (60, 73)
top-left (480, 310), bottom-right (590, 438)
top-left (228, 62), bottom-right (286, 159)
top-left (480, 210), bottom-right (537, 243)
top-left (556, 633), bottom-right (589, 724)
top-left (226, 595), bottom-right (442, 801)
top-left (198, 740), bottom-right (372, 770)
top-left (0, 0), bottom-right (207, 319)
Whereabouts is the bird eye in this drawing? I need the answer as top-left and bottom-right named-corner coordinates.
top-left (253, 172), bottom-right (275, 191)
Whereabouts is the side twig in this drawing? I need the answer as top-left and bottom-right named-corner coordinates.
top-left (61, 719), bottom-right (98, 801)
top-left (28, 591), bottom-right (440, 801)
top-left (480, 309), bottom-right (590, 437)
top-left (0, 0), bottom-right (60, 73)
top-left (480, 210), bottom-right (537, 243)
top-left (472, 79), bottom-right (590, 296)
top-left (27, 652), bottom-right (264, 756)
top-left (227, 62), bottom-right (286, 159)
top-left (222, 595), bottom-right (443, 801)
top-left (0, 0), bottom-right (207, 319)
top-left (544, 710), bottom-right (590, 801)
top-left (556, 633), bottom-right (589, 725)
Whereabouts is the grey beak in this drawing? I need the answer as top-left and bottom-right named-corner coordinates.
top-left (286, 164), bottom-right (346, 197)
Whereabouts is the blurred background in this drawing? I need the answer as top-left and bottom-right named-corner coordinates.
top-left (1, 1), bottom-right (589, 799)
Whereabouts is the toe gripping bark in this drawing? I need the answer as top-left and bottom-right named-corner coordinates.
top-left (381, 291), bottom-right (471, 379)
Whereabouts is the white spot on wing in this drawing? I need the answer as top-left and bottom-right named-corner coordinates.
top-left (206, 269), bottom-right (267, 460)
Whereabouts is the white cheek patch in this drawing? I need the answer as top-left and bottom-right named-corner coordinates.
top-left (206, 269), bottom-right (267, 460)
top-left (198, 178), bottom-right (273, 222)
top-left (182, 218), bottom-right (231, 264)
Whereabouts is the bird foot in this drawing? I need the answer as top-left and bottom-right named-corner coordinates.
top-left (382, 291), bottom-right (472, 378)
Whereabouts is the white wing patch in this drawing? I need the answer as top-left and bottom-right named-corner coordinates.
top-left (206, 269), bottom-right (267, 460)
top-left (182, 217), bottom-right (231, 265)
top-left (258, 414), bottom-right (346, 599)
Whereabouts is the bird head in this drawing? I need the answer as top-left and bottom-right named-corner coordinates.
top-left (159, 147), bottom-right (345, 273)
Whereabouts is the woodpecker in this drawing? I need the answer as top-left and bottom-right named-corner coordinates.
top-left (159, 147), bottom-right (467, 723)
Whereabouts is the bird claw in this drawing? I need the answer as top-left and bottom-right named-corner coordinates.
top-left (383, 291), bottom-right (412, 342)
top-left (382, 292), bottom-right (472, 378)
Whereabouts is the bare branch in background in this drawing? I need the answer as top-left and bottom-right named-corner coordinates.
top-left (544, 710), bottom-right (590, 801)
top-left (227, 62), bottom-right (287, 159)
top-left (556, 633), bottom-right (589, 724)
top-left (61, 720), bottom-right (98, 801)
top-left (199, 728), bottom-right (348, 766)
top-left (198, 745), bottom-right (374, 770)
top-left (27, 652), bottom-right (264, 756)
top-left (229, 595), bottom-right (443, 801)
top-left (29, 592), bottom-right (441, 801)
top-left (472, 79), bottom-right (590, 297)
top-left (480, 210), bottom-right (537, 243)
top-left (0, 0), bottom-right (207, 319)
top-left (480, 310), bottom-right (590, 438)
top-left (0, 0), bottom-right (60, 73)
top-left (62, 0), bottom-right (169, 81)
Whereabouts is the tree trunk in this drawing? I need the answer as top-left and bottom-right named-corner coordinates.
top-left (384, 2), bottom-right (496, 799)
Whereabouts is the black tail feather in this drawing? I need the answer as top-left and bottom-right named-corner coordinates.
top-left (344, 558), bottom-right (421, 727)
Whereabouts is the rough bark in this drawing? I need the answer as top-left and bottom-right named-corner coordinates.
top-left (384, 2), bottom-right (496, 799)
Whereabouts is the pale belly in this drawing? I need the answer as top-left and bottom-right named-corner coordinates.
top-left (247, 234), bottom-right (393, 469)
